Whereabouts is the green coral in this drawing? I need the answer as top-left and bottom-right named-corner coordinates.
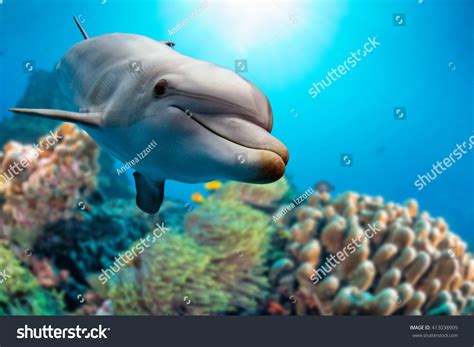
top-left (185, 200), bottom-right (273, 312)
top-left (0, 246), bottom-right (63, 315)
top-left (109, 235), bottom-right (229, 315)
top-left (109, 200), bottom-right (273, 315)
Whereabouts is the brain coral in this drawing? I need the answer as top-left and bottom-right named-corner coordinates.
top-left (0, 245), bottom-right (63, 315)
top-left (269, 191), bottom-right (474, 315)
top-left (0, 123), bottom-right (98, 247)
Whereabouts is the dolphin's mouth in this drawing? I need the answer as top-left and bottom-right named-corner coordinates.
top-left (170, 105), bottom-right (289, 165)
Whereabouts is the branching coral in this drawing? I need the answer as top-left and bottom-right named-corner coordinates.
top-left (185, 200), bottom-right (273, 311)
top-left (0, 246), bottom-right (63, 315)
top-left (269, 191), bottom-right (474, 315)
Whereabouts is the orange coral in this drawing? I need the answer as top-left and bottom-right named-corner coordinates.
top-left (269, 191), bottom-right (474, 316)
top-left (0, 124), bottom-right (99, 245)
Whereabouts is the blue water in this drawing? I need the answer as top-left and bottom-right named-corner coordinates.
top-left (0, 0), bottom-right (472, 237)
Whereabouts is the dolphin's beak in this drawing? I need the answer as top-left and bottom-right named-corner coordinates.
top-left (166, 60), bottom-right (289, 183)
top-left (190, 114), bottom-right (289, 164)
top-left (187, 111), bottom-right (289, 183)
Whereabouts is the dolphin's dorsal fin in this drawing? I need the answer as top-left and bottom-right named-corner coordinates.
top-left (73, 16), bottom-right (89, 40)
top-left (9, 108), bottom-right (102, 127)
top-left (133, 172), bottom-right (165, 214)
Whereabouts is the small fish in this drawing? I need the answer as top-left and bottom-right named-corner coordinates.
top-left (204, 180), bottom-right (222, 191)
top-left (315, 180), bottom-right (335, 194)
top-left (267, 300), bottom-right (287, 315)
top-left (191, 192), bottom-right (205, 204)
top-left (124, 255), bottom-right (141, 268)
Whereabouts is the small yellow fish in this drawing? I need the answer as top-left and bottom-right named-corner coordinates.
top-left (191, 192), bottom-right (206, 204)
top-left (204, 180), bottom-right (222, 191)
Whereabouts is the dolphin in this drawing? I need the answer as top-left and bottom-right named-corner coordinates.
top-left (9, 17), bottom-right (289, 214)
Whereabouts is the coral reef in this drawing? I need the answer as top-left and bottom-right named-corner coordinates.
top-left (185, 200), bottom-right (273, 312)
top-left (210, 177), bottom-right (290, 210)
top-left (109, 234), bottom-right (230, 315)
top-left (268, 191), bottom-right (474, 315)
top-left (109, 200), bottom-right (273, 315)
top-left (0, 123), bottom-right (98, 249)
top-left (0, 120), bottom-right (188, 312)
top-left (0, 133), bottom-right (472, 319)
top-left (0, 123), bottom-right (171, 311)
top-left (0, 245), bottom-right (63, 315)
top-left (32, 199), bottom-right (157, 310)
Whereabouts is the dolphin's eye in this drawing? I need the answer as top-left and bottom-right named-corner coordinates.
top-left (153, 79), bottom-right (168, 96)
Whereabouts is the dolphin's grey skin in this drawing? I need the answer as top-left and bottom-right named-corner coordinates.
top-left (9, 18), bottom-right (289, 214)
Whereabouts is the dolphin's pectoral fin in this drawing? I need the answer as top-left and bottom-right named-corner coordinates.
top-left (133, 172), bottom-right (165, 214)
top-left (9, 108), bottom-right (102, 127)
